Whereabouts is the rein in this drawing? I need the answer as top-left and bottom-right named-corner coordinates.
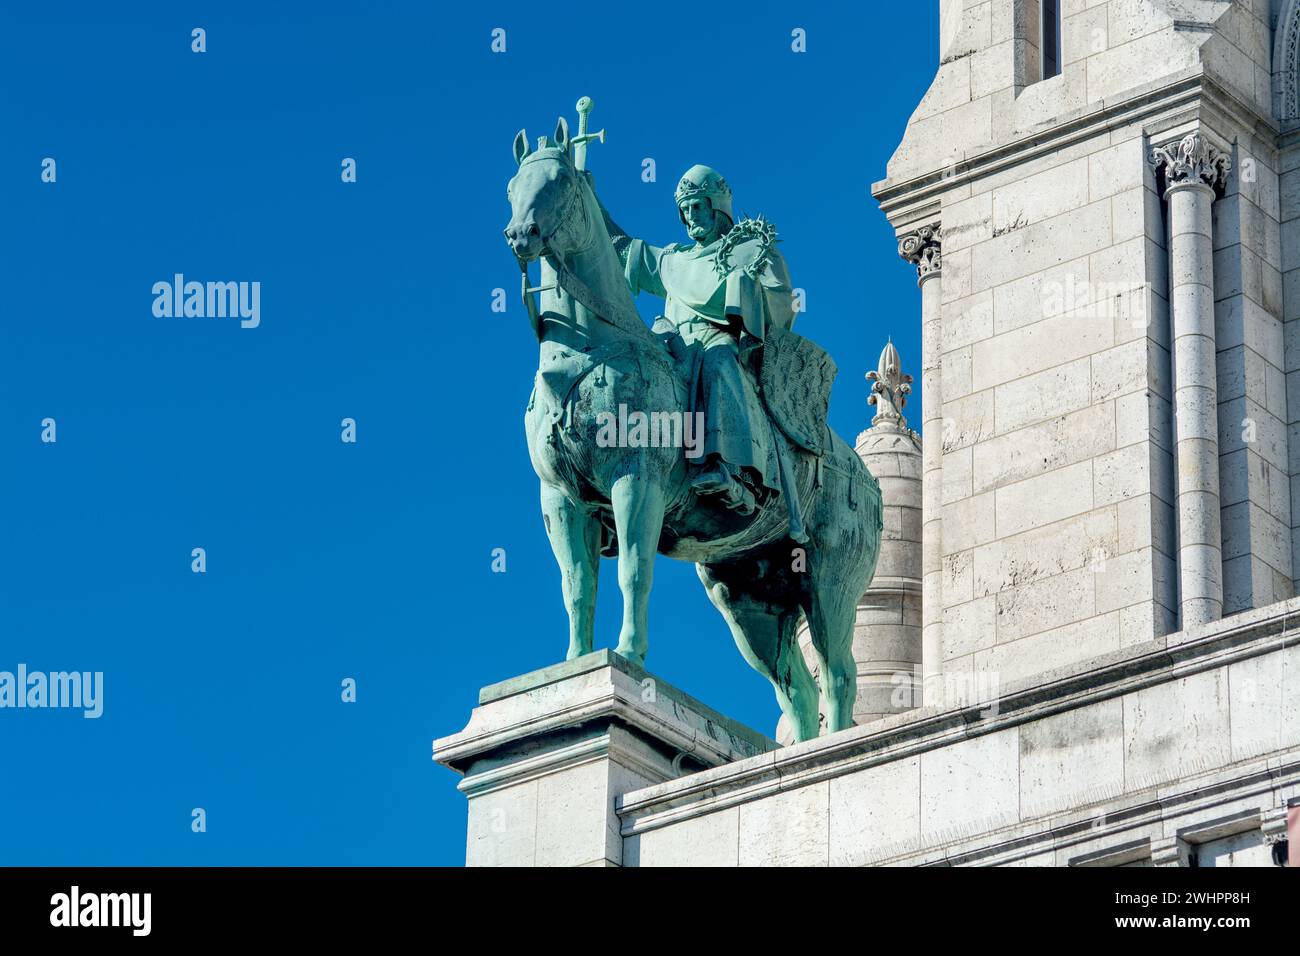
top-left (512, 162), bottom-right (646, 340)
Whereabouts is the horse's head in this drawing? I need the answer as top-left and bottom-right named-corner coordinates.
top-left (504, 117), bottom-right (591, 262)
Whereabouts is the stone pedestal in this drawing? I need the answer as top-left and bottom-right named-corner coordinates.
top-left (433, 650), bottom-right (773, 867)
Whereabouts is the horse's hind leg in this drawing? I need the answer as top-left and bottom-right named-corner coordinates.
top-left (696, 563), bottom-right (820, 742)
top-left (610, 472), bottom-right (666, 667)
top-left (802, 581), bottom-right (859, 734)
top-left (540, 482), bottom-right (602, 661)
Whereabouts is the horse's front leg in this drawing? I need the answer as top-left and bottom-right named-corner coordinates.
top-left (539, 482), bottom-right (602, 660)
top-left (609, 471), bottom-right (666, 667)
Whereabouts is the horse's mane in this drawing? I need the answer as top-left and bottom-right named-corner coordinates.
top-left (568, 168), bottom-right (657, 346)
top-left (518, 147), bottom-right (656, 347)
top-left (591, 179), bottom-right (633, 263)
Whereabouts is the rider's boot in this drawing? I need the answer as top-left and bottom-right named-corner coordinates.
top-left (692, 459), bottom-right (758, 516)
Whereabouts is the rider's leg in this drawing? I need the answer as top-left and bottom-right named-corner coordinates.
top-left (678, 320), bottom-right (763, 512)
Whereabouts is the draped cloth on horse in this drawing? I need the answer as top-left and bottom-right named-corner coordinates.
top-left (623, 219), bottom-right (797, 498)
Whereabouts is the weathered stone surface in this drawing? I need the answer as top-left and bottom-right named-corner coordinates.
top-left (829, 756), bottom-right (921, 865)
top-left (618, 597), bottom-right (1300, 868)
top-left (630, 808), bottom-right (739, 867)
top-left (738, 782), bottom-right (830, 866)
top-left (1123, 669), bottom-right (1232, 788)
top-left (920, 728), bottom-right (1020, 835)
top-left (971, 404), bottom-right (1114, 495)
top-left (1020, 698), bottom-right (1125, 817)
top-left (995, 459), bottom-right (1094, 537)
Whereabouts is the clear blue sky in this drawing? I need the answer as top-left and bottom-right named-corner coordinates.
top-left (0, 2), bottom-right (938, 864)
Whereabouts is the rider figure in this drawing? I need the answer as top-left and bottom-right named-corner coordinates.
top-left (620, 165), bottom-right (795, 515)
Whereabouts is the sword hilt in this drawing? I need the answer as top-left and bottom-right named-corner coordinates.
top-left (572, 96), bottom-right (605, 171)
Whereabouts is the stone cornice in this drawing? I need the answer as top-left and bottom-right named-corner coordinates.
top-left (617, 596), bottom-right (1300, 837)
top-left (454, 726), bottom-right (670, 799)
top-left (904, 754), bottom-right (1300, 867)
top-left (855, 427), bottom-right (922, 454)
top-left (434, 649), bottom-right (774, 778)
top-left (873, 67), bottom-right (1278, 232)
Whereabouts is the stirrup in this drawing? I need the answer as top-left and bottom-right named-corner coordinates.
top-left (691, 463), bottom-right (732, 494)
top-left (721, 482), bottom-right (757, 515)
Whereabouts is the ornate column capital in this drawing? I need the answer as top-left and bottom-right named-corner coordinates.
top-left (1149, 132), bottom-right (1231, 197)
top-left (898, 224), bottom-right (942, 282)
top-left (866, 338), bottom-right (914, 431)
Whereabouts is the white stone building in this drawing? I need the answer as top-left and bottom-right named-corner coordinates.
top-left (436, 0), bottom-right (1300, 866)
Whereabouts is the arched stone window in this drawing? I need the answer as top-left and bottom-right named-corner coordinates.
top-left (1273, 0), bottom-right (1300, 120)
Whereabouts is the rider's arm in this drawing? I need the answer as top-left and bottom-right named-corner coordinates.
top-left (623, 239), bottom-right (668, 300)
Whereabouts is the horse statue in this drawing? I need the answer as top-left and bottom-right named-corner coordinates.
top-left (502, 108), bottom-right (882, 742)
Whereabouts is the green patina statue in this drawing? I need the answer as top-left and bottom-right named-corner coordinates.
top-left (622, 165), bottom-right (794, 517)
top-left (503, 98), bottom-right (882, 741)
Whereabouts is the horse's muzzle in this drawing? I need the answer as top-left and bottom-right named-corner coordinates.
top-left (505, 220), bottom-right (543, 260)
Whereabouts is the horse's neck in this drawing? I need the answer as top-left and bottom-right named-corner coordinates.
top-left (536, 264), bottom-right (602, 357)
top-left (538, 185), bottom-right (656, 356)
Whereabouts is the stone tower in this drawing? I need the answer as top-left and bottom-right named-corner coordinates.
top-left (855, 340), bottom-right (925, 720)
top-left (876, 0), bottom-right (1300, 702)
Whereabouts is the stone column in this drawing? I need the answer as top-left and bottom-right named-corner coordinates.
top-left (1150, 134), bottom-right (1230, 628)
top-left (899, 226), bottom-right (943, 702)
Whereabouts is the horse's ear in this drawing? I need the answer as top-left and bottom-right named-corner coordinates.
top-left (513, 129), bottom-right (530, 165)
top-left (554, 116), bottom-right (570, 154)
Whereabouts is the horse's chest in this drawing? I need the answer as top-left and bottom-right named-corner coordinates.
top-left (525, 393), bottom-right (594, 496)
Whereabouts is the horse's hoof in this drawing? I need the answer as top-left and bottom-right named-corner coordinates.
top-left (614, 647), bottom-right (646, 669)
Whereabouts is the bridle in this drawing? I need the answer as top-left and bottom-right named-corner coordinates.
top-left (507, 152), bottom-right (641, 339)
top-left (507, 152), bottom-right (593, 261)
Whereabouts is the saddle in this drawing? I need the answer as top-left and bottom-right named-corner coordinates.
top-left (652, 318), bottom-right (837, 459)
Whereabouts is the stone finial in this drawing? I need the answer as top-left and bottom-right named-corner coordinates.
top-left (897, 224), bottom-right (941, 280)
top-left (867, 338), bottom-right (913, 430)
top-left (1149, 132), bottom-right (1231, 196)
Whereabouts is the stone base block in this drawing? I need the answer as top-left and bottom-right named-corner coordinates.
top-left (433, 650), bottom-right (773, 867)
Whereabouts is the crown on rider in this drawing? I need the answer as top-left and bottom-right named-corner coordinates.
top-left (674, 165), bottom-right (734, 223)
